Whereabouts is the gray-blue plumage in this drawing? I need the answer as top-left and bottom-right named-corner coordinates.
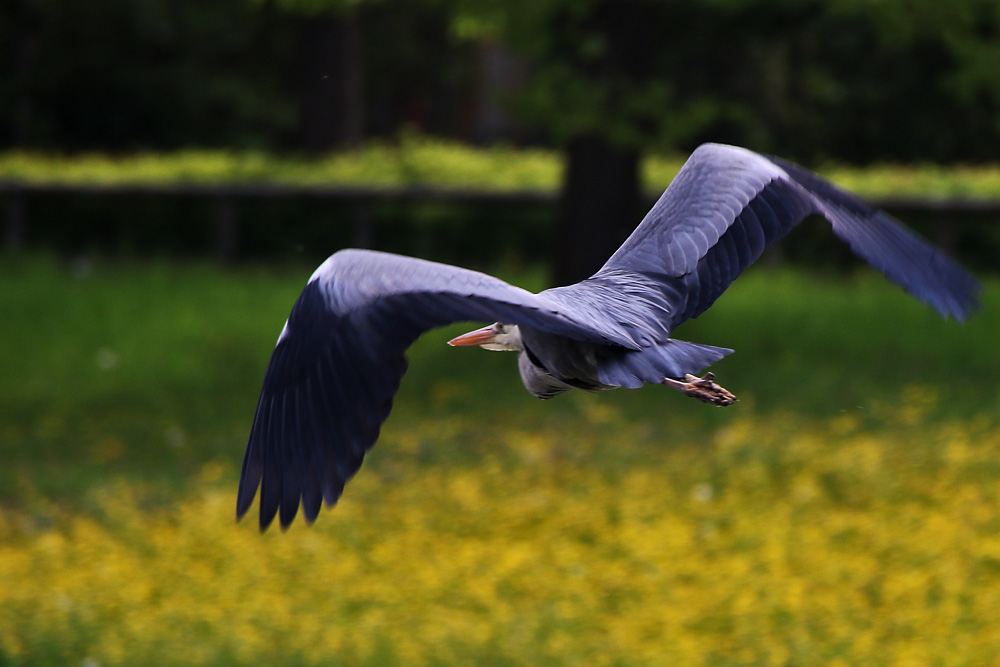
top-left (237, 143), bottom-right (979, 530)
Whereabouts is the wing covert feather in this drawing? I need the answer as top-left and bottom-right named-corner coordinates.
top-left (594, 143), bottom-right (978, 331)
top-left (602, 144), bottom-right (786, 277)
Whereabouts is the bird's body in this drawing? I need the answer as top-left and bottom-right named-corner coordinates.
top-left (238, 143), bottom-right (979, 530)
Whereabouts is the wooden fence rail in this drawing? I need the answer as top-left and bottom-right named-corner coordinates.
top-left (2, 180), bottom-right (998, 262)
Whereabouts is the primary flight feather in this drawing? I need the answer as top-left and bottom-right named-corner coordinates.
top-left (237, 143), bottom-right (979, 530)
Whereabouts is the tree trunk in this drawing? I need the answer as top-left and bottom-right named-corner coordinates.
top-left (298, 11), bottom-right (363, 153)
top-left (551, 135), bottom-right (640, 286)
top-left (472, 41), bottom-right (524, 144)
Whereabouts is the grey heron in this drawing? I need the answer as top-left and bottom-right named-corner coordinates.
top-left (237, 143), bottom-right (979, 530)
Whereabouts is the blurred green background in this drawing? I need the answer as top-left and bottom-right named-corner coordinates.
top-left (2, 0), bottom-right (1000, 664)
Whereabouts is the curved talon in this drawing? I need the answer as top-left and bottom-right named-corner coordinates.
top-left (663, 373), bottom-right (736, 407)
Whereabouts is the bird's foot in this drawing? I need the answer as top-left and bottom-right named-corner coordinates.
top-left (662, 372), bottom-right (736, 407)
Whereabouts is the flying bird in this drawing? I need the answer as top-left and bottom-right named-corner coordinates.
top-left (237, 143), bottom-right (979, 530)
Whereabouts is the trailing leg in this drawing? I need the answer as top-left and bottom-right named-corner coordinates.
top-left (662, 372), bottom-right (736, 406)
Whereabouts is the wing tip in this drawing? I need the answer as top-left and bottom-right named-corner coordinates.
top-left (235, 448), bottom-right (262, 524)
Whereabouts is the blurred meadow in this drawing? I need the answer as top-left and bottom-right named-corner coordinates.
top-left (5, 0), bottom-right (1000, 664)
top-left (2, 255), bottom-right (999, 666)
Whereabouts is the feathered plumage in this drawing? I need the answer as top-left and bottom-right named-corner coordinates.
top-left (238, 143), bottom-right (979, 530)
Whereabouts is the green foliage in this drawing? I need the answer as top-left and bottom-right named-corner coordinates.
top-left (451, 0), bottom-right (684, 149)
top-left (4, 140), bottom-right (1000, 199)
top-left (0, 139), bottom-right (561, 190)
top-left (447, 0), bottom-right (1000, 160)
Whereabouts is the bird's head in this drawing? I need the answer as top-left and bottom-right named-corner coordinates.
top-left (447, 322), bottom-right (523, 352)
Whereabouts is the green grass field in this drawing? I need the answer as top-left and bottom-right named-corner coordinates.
top-left (1, 255), bottom-right (999, 665)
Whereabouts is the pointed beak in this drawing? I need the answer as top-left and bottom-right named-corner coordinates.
top-left (447, 325), bottom-right (498, 347)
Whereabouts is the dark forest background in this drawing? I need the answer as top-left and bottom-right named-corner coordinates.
top-left (3, 0), bottom-right (999, 280)
top-left (6, 0), bottom-right (1000, 159)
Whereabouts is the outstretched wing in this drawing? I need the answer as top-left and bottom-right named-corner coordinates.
top-left (238, 249), bottom-right (638, 530)
top-left (597, 143), bottom-right (980, 330)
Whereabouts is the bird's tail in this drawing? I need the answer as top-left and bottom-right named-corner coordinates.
top-left (596, 338), bottom-right (734, 389)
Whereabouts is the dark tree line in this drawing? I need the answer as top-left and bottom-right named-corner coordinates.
top-left (5, 0), bottom-right (999, 160)
top-left (3, 0), bottom-right (999, 280)
top-left (0, 0), bottom-right (482, 151)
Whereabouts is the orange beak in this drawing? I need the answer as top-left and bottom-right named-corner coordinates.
top-left (447, 325), bottom-right (498, 347)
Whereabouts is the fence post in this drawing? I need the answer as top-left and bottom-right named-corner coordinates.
top-left (352, 199), bottom-right (373, 248)
top-left (214, 194), bottom-right (237, 263)
top-left (5, 190), bottom-right (26, 252)
top-left (934, 210), bottom-right (957, 256)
